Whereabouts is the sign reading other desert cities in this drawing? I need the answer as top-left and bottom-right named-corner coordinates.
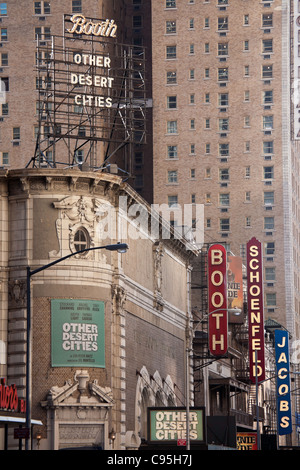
top-left (51, 299), bottom-right (105, 368)
top-left (148, 408), bottom-right (205, 443)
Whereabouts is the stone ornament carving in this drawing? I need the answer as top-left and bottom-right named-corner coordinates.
top-left (44, 370), bottom-right (114, 407)
top-left (8, 280), bottom-right (26, 308)
top-left (50, 195), bottom-right (111, 259)
top-left (153, 242), bottom-right (165, 311)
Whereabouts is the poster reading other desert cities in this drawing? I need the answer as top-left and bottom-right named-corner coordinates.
top-left (51, 299), bottom-right (105, 367)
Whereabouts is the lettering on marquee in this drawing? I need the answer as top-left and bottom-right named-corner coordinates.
top-left (275, 330), bottom-right (292, 435)
top-left (208, 244), bottom-right (228, 357)
top-left (246, 237), bottom-right (265, 383)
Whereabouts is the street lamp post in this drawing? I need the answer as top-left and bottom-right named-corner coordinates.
top-left (25, 242), bottom-right (128, 450)
top-left (185, 307), bottom-right (242, 450)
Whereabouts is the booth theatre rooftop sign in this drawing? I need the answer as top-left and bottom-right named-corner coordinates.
top-left (67, 14), bottom-right (117, 38)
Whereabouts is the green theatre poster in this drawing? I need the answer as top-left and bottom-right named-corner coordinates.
top-left (51, 299), bottom-right (105, 368)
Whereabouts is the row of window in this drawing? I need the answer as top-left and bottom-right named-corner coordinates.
top-left (166, 166), bottom-right (275, 183)
top-left (166, 0), bottom-right (273, 8)
top-left (165, 14), bottom-right (273, 33)
top-left (0, 1), bottom-right (82, 17)
top-left (203, 216), bottom-right (276, 232)
top-left (0, 148), bottom-right (85, 167)
top-left (187, 39), bottom-right (274, 55)
top-left (166, 143), bottom-right (275, 158)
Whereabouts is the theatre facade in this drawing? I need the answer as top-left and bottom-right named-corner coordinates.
top-left (0, 168), bottom-right (197, 450)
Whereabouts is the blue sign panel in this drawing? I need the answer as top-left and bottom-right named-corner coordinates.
top-left (275, 330), bottom-right (292, 435)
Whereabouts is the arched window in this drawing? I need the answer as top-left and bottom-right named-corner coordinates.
top-left (74, 227), bottom-right (90, 252)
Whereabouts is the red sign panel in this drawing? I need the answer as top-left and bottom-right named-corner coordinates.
top-left (208, 244), bottom-right (228, 356)
top-left (246, 238), bottom-right (265, 383)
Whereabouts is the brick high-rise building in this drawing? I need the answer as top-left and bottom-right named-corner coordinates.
top-left (152, 0), bottom-right (300, 340)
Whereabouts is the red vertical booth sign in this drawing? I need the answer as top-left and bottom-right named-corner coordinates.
top-left (208, 244), bottom-right (228, 357)
top-left (246, 237), bottom-right (265, 383)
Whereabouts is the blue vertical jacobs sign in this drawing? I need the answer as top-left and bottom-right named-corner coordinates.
top-left (275, 329), bottom-right (292, 435)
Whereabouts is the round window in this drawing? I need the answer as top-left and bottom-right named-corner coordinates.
top-left (74, 227), bottom-right (90, 252)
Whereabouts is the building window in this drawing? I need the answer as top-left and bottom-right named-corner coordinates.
top-left (266, 292), bottom-right (276, 306)
top-left (167, 120), bottom-right (177, 134)
top-left (245, 217), bottom-right (251, 227)
top-left (218, 43), bottom-right (228, 56)
top-left (263, 90), bottom-right (273, 104)
top-left (133, 16), bottom-right (142, 28)
top-left (265, 267), bottom-right (276, 281)
top-left (0, 53), bottom-right (8, 66)
top-left (219, 193), bottom-right (230, 206)
top-left (189, 19), bottom-right (194, 29)
top-left (219, 143), bottom-right (229, 157)
top-left (166, 20), bottom-right (176, 34)
top-left (190, 169), bottom-right (195, 179)
top-left (263, 141), bottom-right (274, 154)
top-left (218, 67), bottom-right (228, 81)
top-left (218, 93), bottom-right (228, 106)
top-left (244, 40), bottom-right (249, 51)
top-left (220, 218), bottom-right (230, 231)
top-left (0, 28), bottom-right (7, 41)
top-left (167, 71), bottom-right (177, 84)
top-left (0, 3), bottom-right (7, 15)
top-left (167, 96), bottom-right (177, 109)
top-left (204, 17), bottom-right (210, 28)
top-left (264, 191), bottom-right (274, 205)
top-left (218, 17), bottom-right (228, 31)
top-left (0, 151), bottom-right (8, 166)
top-left (35, 26), bottom-right (51, 41)
top-left (262, 65), bottom-right (273, 79)
top-left (262, 39), bottom-right (273, 54)
top-left (34, 1), bottom-right (51, 15)
top-left (263, 115), bottom-right (273, 130)
top-left (166, 46), bottom-right (176, 59)
top-left (1, 103), bottom-right (8, 115)
top-left (189, 44), bottom-right (195, 54)
top-left (264, 166), bottom-right (274, 179)
top-left (166, 0), bottom-right (176, 8)
top-left (72, 0), bottom-right (82, 13)
top-left (219, 118), bottom-right (229, 132)
top-left (262, 13), bottom-right (273, 28)
top-left (167, 145), bottom-right (177, 159)
top-left (13, 127), bottom-right (20, 140)
top-left (265, 242), bottom-right (275, 256)
top-left (168, 195), bottom-right (178, 208)
top-left (219, 168), bottom-right (229, 181)
top-left (74, 227), bottom-right (90, 252)
top-left (168, 170), bottom-right (178, 183)
top-left (264, 216), bottom-right (274, 230)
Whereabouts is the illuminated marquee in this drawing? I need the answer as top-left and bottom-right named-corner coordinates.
top-left (275, 330), bottom-right (292, 435)
top-left (208, 244), bottom-right (228, 357)
top-left (246, 237), bottom-right (265, 383)
top-left (0, 378), bottom-right (26, 413)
